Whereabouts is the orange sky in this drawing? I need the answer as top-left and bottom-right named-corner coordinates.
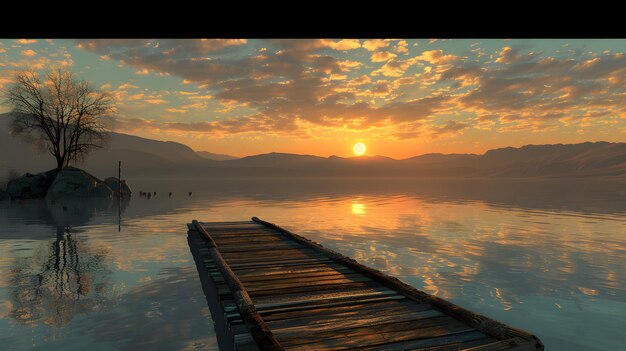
top-left (1, 39), bottom-right (625, 158)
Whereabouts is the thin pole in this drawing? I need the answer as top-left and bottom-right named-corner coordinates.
top-left (118, 160), bottom-right (122, 199)
top-left (118, 160), bottom-right (121, 232)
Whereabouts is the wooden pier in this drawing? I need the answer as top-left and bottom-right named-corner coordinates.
top-left (187, 218), bottom-right (544, 351)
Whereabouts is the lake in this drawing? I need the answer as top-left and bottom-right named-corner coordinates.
top-left (0, 178), bottom-right (625, 350)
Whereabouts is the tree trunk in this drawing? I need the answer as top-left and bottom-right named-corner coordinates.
top-left (56, 152), bottom-right (66, 171)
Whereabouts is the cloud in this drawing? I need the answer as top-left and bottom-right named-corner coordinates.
top-left (325, 39), bottom-right (361, 50)
top-left (415, 50), bottom-right (457, 65)
top-left (21, 49), bottom-right (37, 57)
top-left (373, 59), bottom-right (413, 77)
top-left (145, 99), bottom-right (167, 104)
top-left (371, 51), bottom-right (397, 62)
top-left (495, 46), bottom-right (537, 64)
top-left (71, 39), bottom-right (626, 139)
top-left (349, 75), bottom-right (372, 86)
top-left (166, 108), bottom-right (187, 113)
top-left (363, 40), bottom-right (388, 51)
top-left (395, 40), bottom-right (409, 54)
top-left (119, 83), bottom-right (139, 90)
top-left (16, 39), bottom-right (37, 45)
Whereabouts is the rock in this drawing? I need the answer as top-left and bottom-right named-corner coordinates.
top-left (6, 169), bottom-right (58, 199)
top-left (104, 177), bottom-right (132, 196)
top-left (0, 190), bottom-right (10, 201)
top-left (46, 167), bottom-right (113, 201)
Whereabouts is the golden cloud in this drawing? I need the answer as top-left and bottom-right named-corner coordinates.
top-left (21, 49), bottom-right (37, 57)
top-left (363, 39), bottom-right (389, 51)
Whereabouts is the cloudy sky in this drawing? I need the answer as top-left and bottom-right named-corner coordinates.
top-left (0, 39), bottom-right (624, 158)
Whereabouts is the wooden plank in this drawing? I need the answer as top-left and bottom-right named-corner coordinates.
top-left (222, 254), bottom-right (327, 264)
top-left (259, 295), bottom-right (407, 316)
top-left (233, 263), bottom-right (349, 276)
top-left (239, 271), bottom-right (362, 285)
top-left (219, 244), bottom-right (299, 252)
top-left (271, 309), bottom-right (444, 338)
top-left (264, 300), bottom-right (431, 324)
top-left (345, 331), bottom-right (492, 351)
top-left (238, 269), bottom-right (356, 283)
top-left (228, 258), bottom-right (334, 269)
top-left (209, 229), bottom-right (273, 235)
top-left (254, 287), bottom-right (400, 310)
top-left (243, 275), bottom-right (372, 291)
top-left (280, 317), bottom-right (474, 350)
top-left (460, 338), bottom-right (535, 351)
top-left (248, 282), bottom-right (375, 299)
top-left (221, 249), bottom-right (323, 259)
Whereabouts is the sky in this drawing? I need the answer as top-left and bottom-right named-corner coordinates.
top-left (0, 39), bottom-right (624, 159)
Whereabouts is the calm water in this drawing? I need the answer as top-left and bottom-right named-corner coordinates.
top-left (0, 178), bottom-right (625, 350)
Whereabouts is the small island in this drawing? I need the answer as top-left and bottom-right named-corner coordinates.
top-left (2, 166), bottom-right (130, 201)
top-left (0, 69), bottom-right (130, 201)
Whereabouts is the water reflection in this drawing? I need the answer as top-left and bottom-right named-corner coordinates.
top-left (8, 225), bottom-right (112, 329)
top-left (351, 202), bottom-right (365, 215)
top-left (0, 178), bottom-right (625, 351)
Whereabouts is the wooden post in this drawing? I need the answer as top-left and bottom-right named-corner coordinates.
top-left (118, 160), bottom-right (122, 232)
top-left (118, 160), bottom-right (122, 198)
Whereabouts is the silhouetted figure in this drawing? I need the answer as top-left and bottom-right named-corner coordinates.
top-left (169, 192), bottom-right (172, 197)
top-left (147, 193), bottom-right (152, 199)
top-left (153, 191), bottom-right (157, 196)
top-left (189, 192), bottom-right (192, 197)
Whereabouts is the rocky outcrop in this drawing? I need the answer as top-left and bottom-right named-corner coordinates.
top-left (4, 167), bottom-right (131, 200)
top-left (46, 167), bottom-right (113, 201)
top-left (104, 177), bottom-right (132, 197)
top-left (6, 169), bottom-right (58, 199)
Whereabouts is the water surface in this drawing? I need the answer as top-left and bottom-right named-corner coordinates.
top-left (1, 178), bottom-right (625, 350)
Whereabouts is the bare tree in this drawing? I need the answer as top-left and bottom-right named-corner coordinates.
top-left (3, 68), bottom-right (115, 171)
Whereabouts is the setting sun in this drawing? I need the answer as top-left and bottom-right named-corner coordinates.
top-left (353, 143), bottom-right (366, 156)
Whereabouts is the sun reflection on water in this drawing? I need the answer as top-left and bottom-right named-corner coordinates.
top-left (351, 202), bottom-right (365, 215)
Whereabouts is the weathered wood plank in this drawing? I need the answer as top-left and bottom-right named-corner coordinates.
top-left (248, 282), bottom-right (375, 299)
top-left (272, 309), bottom-right (444, 338)
top-left (243, 276), bottom-right (363, 290)
top-left (254, 288), bottom-right (400, 311)
top-left (344, 331), bottom-right (493, 351)
top-left (280, 317), bottom-right (474, 350)
top-left (233, 263), bottom-right (349, 276)
top-left (238, 268), bottom-right (356, 282)
top-left (459, 337), bottom-right (535, 351)
top-left (264, 300), bottom-right (431, 325)
top-left (258, 295), bottom-right (407, 316)
top-left (228, 258), bottom-right (334, 269)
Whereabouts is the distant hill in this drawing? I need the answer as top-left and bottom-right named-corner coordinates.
top-left (0, 113), bottom-right (212, 179)
top-left (1, 113), bottom-right (625, 179)
top-left (196, 151), bottom-right (239, 161)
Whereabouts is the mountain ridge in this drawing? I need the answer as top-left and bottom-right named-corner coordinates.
top-left (0, 113), bottom-right (624, 179)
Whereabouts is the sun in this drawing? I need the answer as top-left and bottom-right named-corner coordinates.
top-left (353, 142), bottom-right (366, 156)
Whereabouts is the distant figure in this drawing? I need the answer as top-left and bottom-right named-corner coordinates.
top-left (153, 191), bottom-right (157, 196)
top-left (147, 193), bottom-right (152, 199)
top-left (169, 192), bottom-right (172, 197)
top-left (189, 191), bottom-right (192, 197)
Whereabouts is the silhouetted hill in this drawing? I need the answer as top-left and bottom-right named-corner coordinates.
top-left (1, 113), bottom-right (624, 179)
top-left (196, 151), bottom-right (238, 161)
